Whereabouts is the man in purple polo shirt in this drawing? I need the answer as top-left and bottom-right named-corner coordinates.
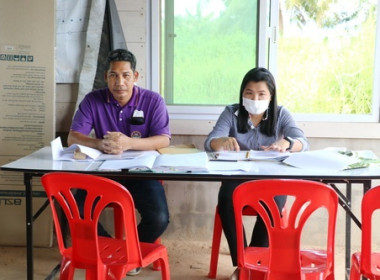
top-left (68, 49), bottom-right (170, 276)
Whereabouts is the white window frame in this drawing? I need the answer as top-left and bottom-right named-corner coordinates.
top-left (149, 0), bottom-right (380, 136)
top-left (257, 0), bottom-right (380, 123)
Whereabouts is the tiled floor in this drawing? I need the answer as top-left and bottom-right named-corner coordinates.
top-left (0, 239), bottom-right (348, 280)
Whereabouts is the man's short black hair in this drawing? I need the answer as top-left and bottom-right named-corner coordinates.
top-left (106, 49), bottom-right (136, 71)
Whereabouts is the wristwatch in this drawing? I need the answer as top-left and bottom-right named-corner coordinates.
top-left (284, 136), bottom-right (294, 151)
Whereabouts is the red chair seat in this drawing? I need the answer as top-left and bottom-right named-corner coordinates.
top-left (208, 204), bottom-right (288, 278)
top-left (41, 172), bottom-right (170, 280)
top-left (350, 185), bottom-right (380, 280)
top-left (233, 179), bottom-right (338, 280)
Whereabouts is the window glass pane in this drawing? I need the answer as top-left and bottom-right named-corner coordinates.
top-left (162, 0), bottom-right (258, 106)
top-left (277, 0), bottom-right (377, 115)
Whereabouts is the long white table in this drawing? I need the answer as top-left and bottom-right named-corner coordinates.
top-left (2, 146), bottom-right (380, 280)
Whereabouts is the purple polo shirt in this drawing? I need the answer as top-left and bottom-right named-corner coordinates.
top-left (70, 86), bottom-right (171, 139)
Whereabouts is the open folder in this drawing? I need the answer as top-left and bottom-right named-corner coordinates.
top-left (50, 137), bottom-right (159, 161)
top-left (98, 152), bottom-right (210, 172)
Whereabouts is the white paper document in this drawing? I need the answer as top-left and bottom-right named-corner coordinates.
top-left (282, 150), bottom-right (359, 171)
top-left (51, 137), bottom-right (104, 161)
top-left (98, 154), bottom-right (158, 171)
top-left (207, 161), bottom-right (254, 172)
top-left (51, 137), bottom-right (159, 161)
top-left (211, 150), bottom-right (289, 161)
top-left (99, 152), bottom-right (210, 172)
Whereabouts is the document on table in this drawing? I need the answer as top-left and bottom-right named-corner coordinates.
top-left (153, 152), bottom-right (209, 172)
top-left (99, 152), bottom-right (210, 172)
top-left (157, 144), bottom-right (200, 154)
top-left (282, 149), bottom-right (360, 171)
top-left (211, 150), bottom-right (289, 161)
top-left (51, 137), bottom-right (101, 160)
top-left (99, 152), bottom-right (256, 173)
top-left (51, 137), bottom-right (159, 161)
top-left (207, 160), bottom-right (255, 172)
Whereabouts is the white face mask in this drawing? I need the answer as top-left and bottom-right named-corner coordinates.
top-left (242, 98), bottom-right (270, 115)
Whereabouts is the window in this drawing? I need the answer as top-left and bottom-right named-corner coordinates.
top-left (160, 0), bottom-right (380, 122)
top-left (161, 0), bottom-right (258, 119)
top-left (276, 0), bottom-right (380, 122)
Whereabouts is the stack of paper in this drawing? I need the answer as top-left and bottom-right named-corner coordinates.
top-left (51, 137), bottom-right (159, 161)
top-left (99, 152), bottom-right (210, 172)
top-left (282, 149), bottom-right (373, 171)
top-left (51, 137), bottom-right (103, 161)
top-left (153, 152), bottom-right (209, 172)
top-left (207, 160), bottom-right (254, 172)
top-left (211, 150), bottom-right (289, 161)
top-left (157, 144), bottom-right (200, 154)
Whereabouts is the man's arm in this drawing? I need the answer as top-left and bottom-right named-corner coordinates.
top-left (68, 130), bottom-right (170, 154)
top-left (103, 131), bottom-right (170, 154)
top-left (67, 130), bottom-right (104, 150)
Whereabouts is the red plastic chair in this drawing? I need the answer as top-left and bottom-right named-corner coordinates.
top-left (208, 205), bottom-right (288, 278)
top-left (350, 185), bottom-right (380, 280)
top-left (41, 172), bottom-right (170, 280)
top-left (233, 179), bottom-right (338, 280)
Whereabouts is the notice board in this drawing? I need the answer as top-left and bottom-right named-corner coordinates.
top-left (0, 0), bottom-right (55, 246)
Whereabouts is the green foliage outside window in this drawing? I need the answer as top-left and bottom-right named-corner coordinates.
top-left (277, 0), bottom-right (376, 114)
top-left (162, 0), bottom-right (257, 106)
top-left (162, 0), bottom-right (377, 116)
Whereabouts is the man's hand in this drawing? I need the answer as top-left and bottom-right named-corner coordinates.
top-left (99, 131), bottom-right (170, 153)
top-left (102, 131), bottom-right (128, 154)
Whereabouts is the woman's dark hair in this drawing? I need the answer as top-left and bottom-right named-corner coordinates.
top-left (237, 67), bottom-right (278, 136)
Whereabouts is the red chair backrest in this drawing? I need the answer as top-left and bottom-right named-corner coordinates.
top-left (41, 172), bottom-right (142, 267)
top-left (360, 185), bottom-right (380, 275)
top-left (233, 179), bottom-right (338, 279)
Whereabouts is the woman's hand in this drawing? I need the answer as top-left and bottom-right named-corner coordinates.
top-left (261, 139), bottom-right (289, 153)
top-left (210, 137), bottom-right (240, 151)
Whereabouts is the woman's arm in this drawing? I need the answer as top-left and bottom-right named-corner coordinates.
top-left (204, 105), bottom-right (239, 151)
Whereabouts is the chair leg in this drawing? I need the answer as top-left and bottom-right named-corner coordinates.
top-left (324, 272), bottom-right (335, 280)
top-left (152, 238), bottom-right (162, 271)
top-left (85, 270), bottom-right (97, 280)
top-left (60, 257), bottom-right (75, 280)
top-left (349, 255), bottom-right (362, 280)
top-left (153, 182), bottom-right (165, 271)
top-left (349, 265), bottom-right (360, 280)
top-left (113, 205), bottom-right (124, 239)
top-left (159, 258), bottom-right (171, 280)
top-left (108, 266), bottom-right (125, 280)
top-left (248, 269), bottom-right (266, 280)
top-left (238, 267), bottom-right (250, 280)
top-left (208, 207), bottom-right (223, 279)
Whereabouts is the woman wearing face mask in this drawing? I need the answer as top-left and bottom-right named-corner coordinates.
top-left (204, 67), bottom-right (309, 279)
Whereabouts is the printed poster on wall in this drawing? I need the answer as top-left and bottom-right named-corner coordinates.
top-left (0, 0), bottom-right (55, 246)
top-left (0, 0), bottom-right (55, 161)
